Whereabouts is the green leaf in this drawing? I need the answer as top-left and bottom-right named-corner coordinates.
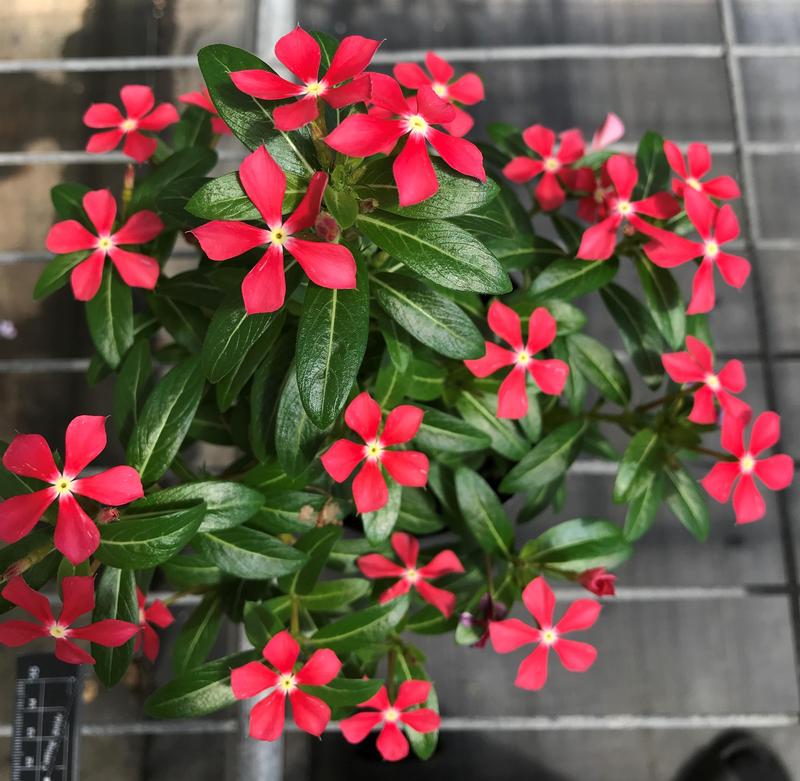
top-left (129, 147), bottom-right (218, 212)
top-left (34, 251), bottom-right (89, 299)
top-left (601, 283), bottom-right (665, 389)
top-left (307, 597), bottom-right (408, 652)
top-left (450, 180), bottom-right (532, 243)
top-left (568, 334), bottom-right (631, 406)
top-left (173, 594), bottom-right (223, 675)
top-left (278, 525), bottom-right (341, 595)
top-left (552, 338), bottom-right (587, 414)
top-left (406, 359), bottom-right (447, 402)
top-left (397, 489), bottom-right (445, 534)
top-left (275, 366), bottom-right (327, 477)
top-left (161, 553), bottom-right (222, 588)
top-left (133, 481), bottom-right (263, 532)
top-left (500, 419), bottom-right (588, 494)
top-left (455, 468), bottom-right (514, 555)
top-left (455, 390), bottom-right (528, 460)
top-left (149, 293), bottom-right (207, 353)
top-left (530, 257), bottom-right (619, 301)
top-left (551, 215), bottom-right (584, 254)
top-left (665, 465), bottom-right (710, 541)
top-left (251, 490), bottom-right (323, 535)
top-left (521, 518), bottom-right (632, 572)
top-left (196, 527), bottom-right (308, 580)
top-left (243, 601), bottom-right (283, 647)
top-left (324, 187), bottom-right (359, 229)
top-left (355, 156), bottom-right (499, 219)
top-left (296, 258), bottom-right (369, 428)
top-left (96, 501), bottom-right (205, 568)
top-left (113, 339), bottom-right (152, 443)
top-left (635, 256), bottom-right (686, 350)
top-left (362, 479), bottom-right (402, 544)
top-left (357, 212), bottom-right (511, 294)
top-left (172, 105), bottom-right (213, 150)
top-left (614, 429), bottom-right (663, 502)
top-left (303, 677), bottom-right (383, 708)
top-left (414, 408), bottom-right (490, 453)
top-left (145, 650), bottom-right (259, 718)
top-left (374, 353), bottom-right (410, 408)
top-left (635, 131), bottom-right (670, 199)
top-left (624, 472), bottom-right (665, 541)
top-left (85, 265), bottom-right (134, 369)
top-left (92, 566), bottom-right (137, 686)
top-left (51, 182), bottom-right (90, 221)
top-left (285, 578), bottom-right (370, 613)
top-left (373, 274), bottom-right (484, 359)
top-left (156, 175), bottom-right (210, 229)
top-left (127, 357), bottom-right (205, 485)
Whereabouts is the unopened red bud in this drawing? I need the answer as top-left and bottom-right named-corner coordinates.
top-left (315, 212), bottom-right (340, 242)
top-left (97, 507), bottom-right (120, 524)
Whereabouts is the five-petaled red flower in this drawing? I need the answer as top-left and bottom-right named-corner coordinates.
top-left (577, 154), bottom-right (679, 260)
top-left (0, 576), bottom-right (138, 665)
top-left (393, 51), bottom-right (484, 137)
top-left (324, 73), bottom-right (485, 207)
top-left (701, 411), bottom-right (794, 524)
top-left (578, 568), bottom-right (616, 597)
top-left (663, 140), bottom-right (741, 200)
top-left (231, 630), bottom-right (341, 741)
top-left (179, 88), bottom-right (231, 135)
top-left (357, 532), bottom-right (464, 617)
top-left (231, 26), bottom-right (380, 132)
top-left (0, 415), bottom-right (143, 564)
top-left (191, 145), bottom-right (356, 314)
top-left (662, 335), bottom-right (750, 424)
top-left (83, 85), bottom-right (179, 162)
top-left (320, 393), bottom-right (429, 514)
top-left (489, 576), bottom-right (601, 690)
top-left (135, 588), bottom-right (174, 662)
top-left (643, 188), bottom-right (750, 314)
top-left (339, 681), bottom-right (440, 762)
top-left (573, 113), bottom-right (625, 222)
top-left (503, 125), bottom-right (585, 212)
top-left (464, 301), bottom-right (569, 419)
top-left (46, 189), bottom-right (163, 301)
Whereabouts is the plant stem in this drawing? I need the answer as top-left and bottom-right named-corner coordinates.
top-left (689, 445), bottom-right (731, 461)
top-left (386, 648), bottom-right (397, 697)
top-left (121, 164), bottom-right (135, 219)
top-left (636, 383), bottom-right (700, 413)
top-left (290, 595), bottom-right (300, 636)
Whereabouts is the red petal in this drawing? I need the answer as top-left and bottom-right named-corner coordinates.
top-left (137, 103), bottom-right (179, 131)
top-left (755, 455), bottom-right (794, 491)
top-left (249, 690), bottom-right (286, 741)
top-left (2, 576), bottom-right (54, 624)
top-left (393, 680), bottom-right (431, 711)
top-left (70, 619), bottom-right (138, 646)
top-left (427, 129), bottom-right (485, 181)
top-left (463, 342), bottom-right (516, 378)
top-left (120, 85), bottom-right (154, 119)
top-left (418, 550), bottom-right (464, 578)
top-left (522, 576), bottom-right (556, 628)
top-left (273, 97), bottom-right (319, 132)
top-left (553, 638), bottom-right (598, 672)
top-left (701, 462), bottom-right (740, 503)
top-left (591, 113), bottom-right (624, 150)
top-left (663, 139), bottom-right (687, 178)
top-left (718, 393), bottom-right (752, 423)
top-left (275, 26), bottom-right (321, 83)
top-left (359, 686), bottom-right (391, 711)
top-left (321, 439), bottom-right (365, 482)
top-left (718, 359), bottom-right (746, 393)
top-left (415, 579), bottom-right (456, 617)
top-left (425, 51), bottom-right (454, 83)
top-left (263, 629), bottom-right (300, 674)
top-left (230, 70), bottom-right (303, 100)
top-left (340, 711), bottom-right (383, 743)
top-left (0, 491), bottom-right (55, 544)
top-left (662, 351), bottom-right (704, 383)
top-left (721, 411), bottom-right (747, 457)
top-left (606, 154), bottom-right (637, 199)
top-left (241, 245), bottom-right (286, 314)
top-left (400, 708), bottom-right (440, 733)
top-left (86, 128), bottom-right (124, 154)
top-left (179, 90), bottom-right (215, 113)
top-left (370, 72), bottom-right (412, 115)
top-left (71, 466), bottom-right (143, 506)
top-left (703, 175), bottom-right (741, 200)
top-left (377, 578), bottom-right (412, 604)
top-left (113, 210), bottom-right (163, 245)
top-left (416, 87), bottom-right (456, 125)
top-left (449, 73), bottom-right (484, 104)
top-left (688, 386), bottom-right (717, 424)
top-left (526, 306), bottom-right (557, 354)
top-left (685, 335), bottom-right (714, 372)
top-left (442, 106), bottom-right (474, 138)
top-left (285, 238), bottom-right (357, 290)
top-left (391, 531), bottom-right (419, 568)
top-left (376, 722), bottom-right (409, 762)
top-left (324, 35), bottom-right (381, 85)
top-left (687, 258), bottom-right (716, 315)
top-left (108, 248), bottom-right (160, 290)
top-left (687, 142), bottom-right (711, 178)
top-left (296, 648), bottom-right (341, 686)
top-left (577, 217), bottom-right (619, 260)
top-left (54, 493), bottom-right (99, 565)
top-left (0, 620), bottom-right (48, 646)
top-left (714, 204), bottom-right (740, 245)
top-left (522, 124), bottom-right (554, 157)
top-left (239, 146), bottom-right (286, 228)
top-left (55, 638), bottom-right (95, 665)
top-left (555, 599), bottom-right (601, 633)
top-left (284, 171), bottom-right (328, 234)
top-left (212, 117), bottom-right (231, 135)
top-left (141, 624), bottom-right (160, 661)
top-left (70, 250), bottom-right (106, 301)
top-left (394, 134), bottom-right (438, 207)
top-left (83, 103), bottom-right (124, 129)
top-left (489, 618), bottom-right (539, 653)
top-left (634, 193), bottom-right (680, 220)
top-left (322, 76), bottom-right (371, 109)
top-left (122, 131), bottom-right (157, 163)
top-left (46, 220), bottom-right (98, 254)
top-left (514, 644), bottom-right (550, 690)
top-left (357, 554), bottom-right (405, 580)
top-left (557, 129), bottom-right (585, 164)
top-left (145, 599), bottom-right (174, 629)
top-left (3, 433), bottom-right (59, 482)
top-left (497, 366), bottom-right (528, 419)
top-left (488, 300), bottom-right (523, 350)
top-left (380, 406), bottom-right (424, 447)
top-left (231, 661), bottom-right (279, 698)
top-left (63, 415), bottom-right (107, 478)
top-left (733, 473), bottom-right (766, 524)
top-left (715, 252), bottom-right (750, 289)
top-left (749, 411), bottom-right (781, 455)
top-left (58, 575), bottom-right (94, 626)
top-left (503, 156), bottom-right (542, 183)
top-left (345, 392), bottom-right (382, 442)
top-left (353, 461), bottom-right (389, 514)
top-left (394, 62), bottom-right (430, 89)
top-left (534, 171), bottom-right (565, 211)
top-left (644, 231), bottom-right (702, 268)
top-left (381, 450), bottom-right (429, 488)
top-left (685, 188), bottom-right (716, 241)
top-left (289, 690), bottom-right (331, 737)
top-left (325, 114), bottom-right (405, 157)
top-left (529, 359), bottom-right (569, 396)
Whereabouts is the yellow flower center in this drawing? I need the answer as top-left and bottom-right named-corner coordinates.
top-left (593, 187), bottom-right (606, 204)
top-left (269, 227), bottom-right (288, 246)
top-left (121, 118), bottom-right (138, 132)
top-left (384, 707), bottom-right (400, 722)
top-left (740, 453), bottom-right (756, 474)
top-left (54, 476), bottom-right (72, 495)
top-left (49, 624), bottom-right (68, 639)
top-left (705, 373), bottom-right (721, 391)
top-left (304, 81), bottom-right (325, 96)
top-left (278, 673), bottom-right (296, 693)
top-left (543, 157), bottom-right (560, 173)
top-left (516, 351), bottom-right (531, 366)
top-left (365, 440), bottom-right (383, 460)
top-left (406, 114), bottom-right (428, 135)
top-left (404, 568), bottom-right (420, 583)
top-left (541, 628), bottom-right (558, 645)
top-left (705, 241), bottom-right (719, 258)
top-left (432, 83), bottom-right (448, 98)
top-left (686, 177), bottom-right (702, 191)
top-left (616, 200), bottom-right (633, 216)
top-left (97, 236), bottom-right (114, 251)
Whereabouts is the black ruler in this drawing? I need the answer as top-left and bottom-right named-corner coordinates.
top-left (11, 655), bottom-right (82, 781)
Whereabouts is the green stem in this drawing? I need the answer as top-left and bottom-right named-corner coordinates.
top-left (290, 595), bottom-right (300, 636)
top-left (636, 383), bottom-right (700, 413)
top-left (386, 648), bottom-right (397, 698)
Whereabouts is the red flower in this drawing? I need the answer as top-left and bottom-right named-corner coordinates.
top-left (135, 588), bottom-right (174, 662)
top-left (393, 51), bottom-right (484, 137)
top-left (357, 532), bottom-right (464, 618)
top-left (320, 393), bottom-right (429, 514)
top-left (83, 85), bottom-right (179, 162)
top-left (231, 630), bottom-right (341, 741)
top-left (339, 681), bottom-right (440, 762)
top-left (464, 301), bottom-right (569, 419)
top-left (489, 576), bottom-right (601, 690)
top-left (503, 125), bottom-right (585, 211)
top-left (574, 166), bottom-right (613, 224)
top-left (578, 568), bottom-right (616, 597)
top-left (324, 73), bottom-right (485, 207)
top-left (590, 112), bottom-right (625, 151)
top-left (662, 336), bottom-right (751, 424)
top-left (231, 26), bottom-right (380, 131)
top-left (663, 140), bottom-right (741, 200)
top-left (45, 189), bottom-right (163, 301)
top-left (191, 146), bottom-right (356, 314)
top-left (701, 411), bottom-right (794, 524)
top-left (0, 576), bottom-right (138, 665)
top-left (576, 154), bottom-right (679, 260)
top-left (0, 415), bottom-right (144, 564)
top-left (643, 188), bottom-right (750, 314)
top-left (178, 88), bottom-right (230, 135)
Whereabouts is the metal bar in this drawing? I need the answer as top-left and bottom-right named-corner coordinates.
top-left (0, 358), bottom-right (90, 373)
top-left (0, 148), bottom-right (244, 166)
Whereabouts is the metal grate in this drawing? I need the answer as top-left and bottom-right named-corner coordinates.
top-left (2, 0), bottom-right (800, 778)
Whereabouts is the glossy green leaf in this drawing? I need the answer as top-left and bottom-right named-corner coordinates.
top-left (278, 525), bottom-right (341, 595)
top-left (665, 465), bottom-right (710, 541)
top-left (455, 468), bottom-right (513, 555)
top-left (306, 597), bottom-right (408, 652)
top-left (568, 333), bottom-right (631, 406)
top-left (362, 479), bottom-right (402, 544)
top-left (624, 471), bottom-right (665, 541)
top-left (275, 366), bottom-right (327, 477)
top-left (455, 390), bottom-right (528, 460)
top-left (614, 429), bottom-right (663, 502)
top-left (161, 552), bottom-right (223, 588)
top-left (414, 408), bottom-right (490, 453)
top-left (34, 251), bottom-right (89, 299)
top-left (173, 594), bottom-right (224, 675)
top-left (530, 257), bottom-right (619, 302)
top-left (635, 130), bottom-right (670, 199)
top-left (85, 265), bottom-right (134, 369)
top-left (113, 339), bottom-right (152, 444)
top-left (92, 566), bottom-right (138, 687)
top-left (636, 256), bottom-right (686, 350)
